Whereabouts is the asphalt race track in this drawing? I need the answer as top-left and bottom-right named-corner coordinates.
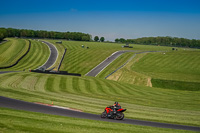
top-left (38, 41), bottom-right (58, 69)
top-left (0, 96), bottom-right (199, 131)
top-left (86, 50), bottom-right (136, 77)
top-left (0, 71), bottom-right (19, 74)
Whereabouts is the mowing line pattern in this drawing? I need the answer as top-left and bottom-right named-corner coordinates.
top-left (0, 72), bottom-right (199, 127)
top-left (2, 40), bottom-right (50, 71)
top-left (0, 39), bottom-right (29, 68)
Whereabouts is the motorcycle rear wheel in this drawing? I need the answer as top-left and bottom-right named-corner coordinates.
top-left (115, 112), bottom-right (124, 120)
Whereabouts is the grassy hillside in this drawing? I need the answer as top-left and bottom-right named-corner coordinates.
top-left (0, 72), bottom-right (199, 126)
top-left (0, 38), bottom-right (29, 67)
top-left (0, 108), bottom-right (193, 133)
top-left (132, 51), bottom-right (200, 82)
top-left (131, 51), bottom-right (200, 90)
top-left (1, 39), bottom-right (200, 132)
top-left (2, 40), bottom-right (50, 71)
top-left (106, 50), bottom-right (200, 89)
top-left (45, 40), bottom-right (173, 75)
top-left (98, 52), bottom-right (152, 87)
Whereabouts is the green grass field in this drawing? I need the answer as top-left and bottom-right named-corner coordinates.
top-left (45, 40), bottom-right (175, 75)
top-left (1, 39), bottom-right (50, 71)
top-left (1, 39), bottom-right (200, 132)
top-left (0, 38), bottom-right (29, 67)
top-left (106, 50), bottom-right (200, 89)
top-left (0, 108), bottom-right (194, 133)
top-left (0, 72), bottom-right (199, 127)
top-left (132, 51), bottom-right (200, 82)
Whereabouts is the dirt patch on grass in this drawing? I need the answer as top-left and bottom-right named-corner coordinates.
top-left (107, 71), bottom-right (122, 81)
top-left (147, 78), bottom-right (152, 87)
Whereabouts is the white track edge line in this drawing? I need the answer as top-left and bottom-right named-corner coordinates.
top-left (85, 51), bottom-right (119, 76)
top-left (94, 53), bottom-right (123, 77)
top-left (36, 40), bottom-right (59, 70)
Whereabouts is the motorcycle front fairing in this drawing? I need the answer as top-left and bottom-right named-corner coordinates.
top-left (117, 108), bottom-right (126, 112)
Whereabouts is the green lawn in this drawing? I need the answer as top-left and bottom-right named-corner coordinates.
top-left (0, 108), bottom-right (193, 133)
top-left (131, 51), bottom-right (200, 90)
top-left (0, 38), bottom-right (29, 67)
top-left (106, 50), bottom-right (200, 89)
top-left (132, 51), bottom-right (200, 82)
top-left (1, 39), bottom-right (200, 132)
top-left (0, 72), bottom-right (199, 126)
top-left (1, 39), bottom-right (50, 71)
top-left (45, 40), bottom-right (174, 75)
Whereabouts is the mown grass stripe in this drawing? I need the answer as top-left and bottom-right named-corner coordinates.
top-left (1, 73), bottom-right (30, 89)
top-left (3, 40), bottom-right (49, 71)
top-left (45, 76), bottom-right (54, 92)
top-left (72, 77), bottom-right (81, 93)
top-left (59, 76), bottom-right (68, 92)
top-left (16, 41), bottom-right (43, 69)
top-left (0, 39), bottom-right (28, 67)
top-left (84, 78), bottom-right (92, 94)
top-left (35, 75), bottom-right (48, 92)
top-left (77, 78), bottom-right (90, 95)
top-left (19, 75), bottom-right (38, 90)
top-left (91, 78), bottom-right (106, 94)
top-left (66, 76), bottom-right (76, 93)
top-left (102, 80), bottom-right (120, 95)
top-left (52, 76), bottom-right (61, 92)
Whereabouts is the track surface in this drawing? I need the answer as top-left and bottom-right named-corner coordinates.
top-left (0, 71), bottom-right (19, 74)
top-left (0, 96), bottom-right (199, 131)
top-left (86, 50), bottom-right (136, 77)
top-left (38, 41), bottom-right (58, 69)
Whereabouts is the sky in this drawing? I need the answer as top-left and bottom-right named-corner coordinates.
top-left (0, 0), bottom-right (200, 41)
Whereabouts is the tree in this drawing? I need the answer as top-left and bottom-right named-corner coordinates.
top-left (82, 35), bottom-right (90, 41)
top-left (0, 33), bottom-right (4, 41)
top-left (119, 38), bottom-right (126, 43)
top-left (94, 36), bottom-right (99, 42)
top-left (100, 37), bottom-right (105, 42)
top-left (0, 28), bottom-right (7, 41)
top-left (115, 38), bottom-right (119, 43)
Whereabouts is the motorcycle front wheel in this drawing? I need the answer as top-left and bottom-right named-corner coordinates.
top-left (115, 112), bottom-right (124, 120)
top-left (101, 111), bottom-right (107, 118)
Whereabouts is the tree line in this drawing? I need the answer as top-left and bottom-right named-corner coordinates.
top-left (0, 27), bottom-right (92, 41)
top-left (115, 36), bottom-right (200, 48)
top-left (1, 27), bottom-right (199, 48)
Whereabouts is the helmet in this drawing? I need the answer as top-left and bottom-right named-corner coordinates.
top-left (114, 102), bottom-right (118, 105)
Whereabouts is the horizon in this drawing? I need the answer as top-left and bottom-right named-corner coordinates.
top-left (1, 0), bottom-right (200, 41)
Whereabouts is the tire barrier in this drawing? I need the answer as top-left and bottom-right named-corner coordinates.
top-left (0, 40), bottom-right (31, 69)
top-left (58, 48), bottom-right (67, 71)
top-left (31, 69), bottom-right (81, 77)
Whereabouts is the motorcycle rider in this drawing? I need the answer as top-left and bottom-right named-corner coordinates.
top-left (107, 102), bottom-right (121, 117)
top-left (113, 102), bottom-right (121, 109)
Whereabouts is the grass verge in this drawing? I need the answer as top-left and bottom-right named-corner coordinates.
top-left (0, 107), bottom-right (195, 133)
top-left (0, 72), bottom-right (199, 126)
top-left (1, 40), bottom-right (50, 71)
top-left (0, 38), bottom-right (28, 67)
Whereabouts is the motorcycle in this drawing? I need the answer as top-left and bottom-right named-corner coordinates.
top-left (101, 106), bottom-right (126, 120)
